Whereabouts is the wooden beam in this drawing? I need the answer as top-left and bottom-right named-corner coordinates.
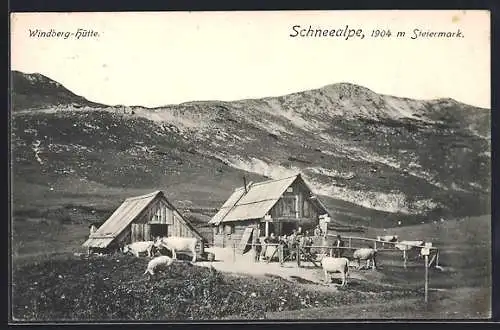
top-left (428, 253), bottom-right (437, 268)
top-left (279, 245), bottom-right (284, 265)
top-left (297, 245), bottom-right (301, 267)
top-left (424, 254), bottom-right (429, 303)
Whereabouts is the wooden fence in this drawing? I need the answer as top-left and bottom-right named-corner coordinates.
top-left (245, 234), bottom-right (440, 269)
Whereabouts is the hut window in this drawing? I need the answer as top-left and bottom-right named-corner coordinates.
top-left (286, 187), bottom-right (293, 193)
top-left (217, 225), bottom-right (222, 234)
top-left (150, 208), bottom-right (163, 223)
top-left (224, 224), bottom-right (233, 234)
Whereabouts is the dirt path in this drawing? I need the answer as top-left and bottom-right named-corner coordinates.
top-left (196, 247), bottom-right (383, 293)
top-left (196, 247), bottom-right (350, 284)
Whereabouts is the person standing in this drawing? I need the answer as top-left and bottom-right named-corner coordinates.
top-left (314, 225), bottom-right (322, 237)
top-left (333, 234), bottom-right (345, 258)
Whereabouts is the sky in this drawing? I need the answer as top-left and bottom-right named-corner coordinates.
top-left (11, 10), bottom-right (491, 108)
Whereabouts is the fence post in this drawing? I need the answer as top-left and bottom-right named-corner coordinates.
top-left (424, 254), bottom-right (429, 303)
top-left (297, 246), bottom-right (301, 267)
top-left (374, 240), bottom-right (377, 250)
top-left (403, 249), bottom-right (407, 269)
top-left (233, 242), bottom-right (236, 263)
top-left (329, 247), bottom-right (333, 257)
top-left (349, 237), bottom-right (352, 248)
top-left (279, 245), bottom-right (283, 266)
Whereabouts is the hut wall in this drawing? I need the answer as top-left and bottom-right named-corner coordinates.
top-left (269, 179), bottom-right (319, 222)
top-left (213, 235), bottom-right (225, 247)
top-left (128, 197), bottom-right (201, 243)
top-left (212, 220), bottom-right (258, 248)
top-left (266, 179), bottom-right (322, 234)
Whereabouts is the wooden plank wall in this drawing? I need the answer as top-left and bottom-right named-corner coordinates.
top-left (131, 223), bottom-right (147, 242)
top-left (140, 199), bottom-right (174, 225)
top-left (213, 234), bottom-right (225, 247)
top-left (170, 212), bottom-right (195, 238)
top-left (128, 197), bottom-right (200, 243)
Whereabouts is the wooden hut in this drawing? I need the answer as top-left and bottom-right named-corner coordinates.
top-left (83, 190), bottom-right (205, 255)
top-left (208, 173), bottom-right (332, 248)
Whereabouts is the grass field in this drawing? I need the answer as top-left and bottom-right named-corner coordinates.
top-left (266, 286), bottom-right (490, 320)
top-left (10, 215), bottom-right (491, 320)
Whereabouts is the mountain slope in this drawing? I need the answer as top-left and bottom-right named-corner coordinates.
top-left (11, 71), bottom-right (104, 111)
top-left (10, 71), bottom-right (491, 228)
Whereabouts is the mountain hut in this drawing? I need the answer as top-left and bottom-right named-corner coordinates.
top-left (208, 173), bottom-right (332, 249)
top-left (83, 190), bottom-right (205, 255)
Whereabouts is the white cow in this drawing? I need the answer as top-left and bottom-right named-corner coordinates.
top-left (352, 248), bottom-right (377, 270)
top-left (144, 255), bottom-right (174, 276)
top-left (321, 257), bottom-right (350, 286)
top-left (154, 236), bottom-right (198, 263)
top-left (377, 235), bottom-right (399, 243)
top-left (376, 235), bottom-right (398, 248)
top-left (123, 241), bottom-right (155, 257)
top-left (395, 240), bottom-right (425, 251)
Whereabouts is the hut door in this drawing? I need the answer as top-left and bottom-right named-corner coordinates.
top-left (150, 224), bottom-right (168, 239)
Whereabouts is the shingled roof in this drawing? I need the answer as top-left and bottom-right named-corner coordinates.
top-left (208, 173), bottom-right (330, 225)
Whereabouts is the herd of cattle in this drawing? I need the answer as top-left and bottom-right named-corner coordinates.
top-left (120, 236), bottom-right (199, 275)
top-left (321, 237), bottom-right (429, 287)
top-left (256, 234), bottom-right (428, 287)
top-left (114, 234), bottom-right (429, 286)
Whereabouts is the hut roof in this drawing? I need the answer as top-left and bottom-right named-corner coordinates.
top-left (208, 173), bottom-right (330, 225)
top-left (83, 190), bottom-right (203, 249)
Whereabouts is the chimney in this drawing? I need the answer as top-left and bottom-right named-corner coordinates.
top-left (243, 176), bottom-right (248, 193)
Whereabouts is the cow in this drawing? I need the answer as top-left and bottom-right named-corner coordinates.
top-left (321, 257), bottom-right (350, 287)
top-left (377, 235), bottom-right (399, 242)
top-left (376, 235), bottom-right (399, 248)
top-left (352, 248), bottom-right (377, 270)
top-left (395, 240), bottom-right (425, 251)
top-left (122, 241), bottom-right (155, 257)
top-left (395, 240), bottom-right (426, 262)
top-left (144, 255), bottom-right (174, 276)
top-left (154, 236), bottom-right (198, 263)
